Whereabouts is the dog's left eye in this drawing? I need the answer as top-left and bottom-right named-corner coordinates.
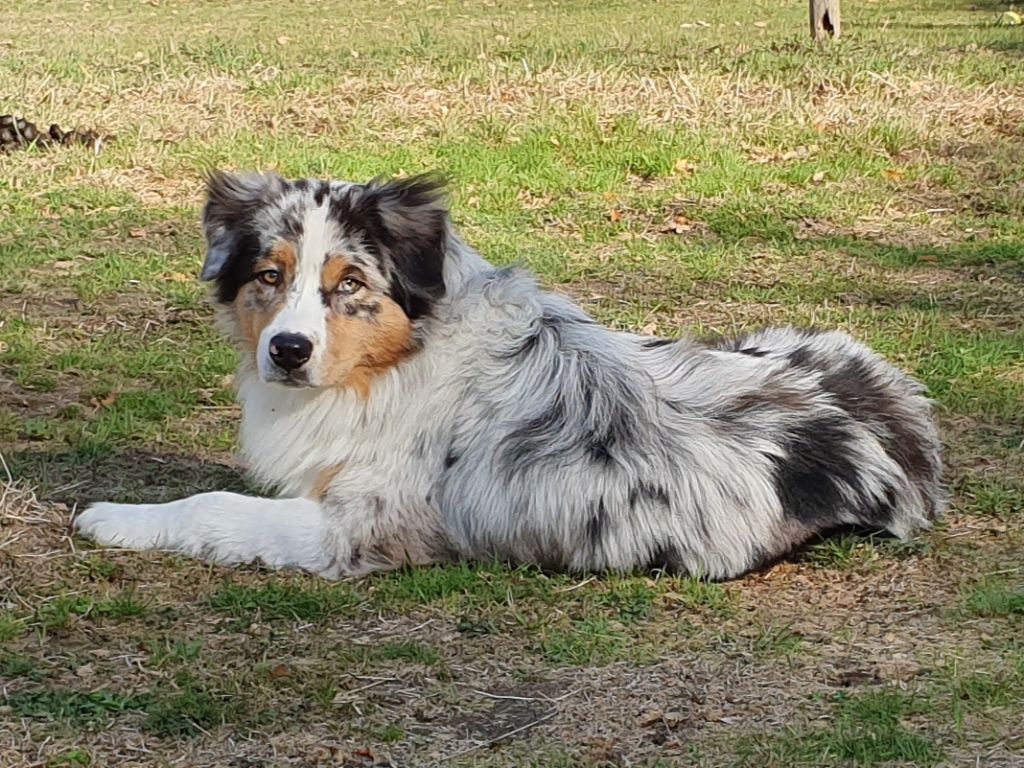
top-left (256, 269), bottom-right (282, 287)
top-left (337, 277), bottom-right (364, 295)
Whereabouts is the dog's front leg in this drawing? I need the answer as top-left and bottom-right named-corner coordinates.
top-left (74, 492), bottom-right (340, 577)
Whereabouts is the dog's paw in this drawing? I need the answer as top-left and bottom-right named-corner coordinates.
top-left (74, 502), bottom-right (165, 550)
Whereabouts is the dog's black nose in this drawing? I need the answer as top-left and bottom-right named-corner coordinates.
top-left (269, 333), bottom-right (313, 371)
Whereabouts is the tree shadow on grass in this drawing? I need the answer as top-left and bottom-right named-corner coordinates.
top-left (820, 235), bottom-right (1023, 315)
top-left (8, 447), bottom-right (254, 507)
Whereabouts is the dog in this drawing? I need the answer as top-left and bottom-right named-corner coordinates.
top-left (74, 171), bottom-right (945, 579)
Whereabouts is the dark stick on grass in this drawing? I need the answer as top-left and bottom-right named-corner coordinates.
top-left (0, 114), bottom-right (102, 153)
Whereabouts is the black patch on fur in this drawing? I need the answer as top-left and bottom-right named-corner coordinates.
top-left (502, 347), bottom-right (645, 475)
top-left (313, 181), bottom-right (329, 206)
top-left (820, 358), bottom-right (937, 494)
top-left (770, 415), bottom-right (861, 526)
top-left (211, 230), bottom-right (262, 304)
top-left (586, 434), bottom-right (614, 465)
top-left (642, 338), bottom-right (676, 349)
top-left (444, 449), bottom-right (460, 469)
top-left (719, 335), bottom-right (779, 357)
top-left (327, 174), bottom-right (449, 320)
top-left (279, 209), bottom-right (304, 240)
top-left (787, 345), bottom-right (815, 368)
top-left (348, 544), bottom-right (362, 570)
top-left (734, 346), bottom-right (768, 357)
top-left (865, 484), bottom-right (899, 524)
top-left (785, 348), bottom-right (939, 516)
top-left (586, 499), bottom-right (609, 545)
top-left (504, 396), bottom-right (569, 467)
top-left (581, 374), bottom-right (636, 468)
top-left (646, 542), bottom-right (685, 574)
top-left (715, 384), bottom-right (809, 424)
top-left (628, 482), bottom-right (671, 510)
top-left (202, 171), bottom-right (290, 302)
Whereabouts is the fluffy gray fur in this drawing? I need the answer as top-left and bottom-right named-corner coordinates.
top-left (75, 173), bottom-right (945, 580)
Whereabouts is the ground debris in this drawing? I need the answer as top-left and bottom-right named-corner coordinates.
top-left (0, 114), bottom-right (103, 153)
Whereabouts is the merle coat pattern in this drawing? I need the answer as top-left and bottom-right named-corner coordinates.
top-left (75, 171), bottom-right (945, 579)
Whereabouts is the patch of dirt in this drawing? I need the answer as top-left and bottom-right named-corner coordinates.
top-left (0, 373), bottom-right (85, 423)
top-left (443, 681), bottom-right (564, 745)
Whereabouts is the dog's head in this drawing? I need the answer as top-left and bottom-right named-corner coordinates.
top-left (200, 171), bottom-right (448, 392)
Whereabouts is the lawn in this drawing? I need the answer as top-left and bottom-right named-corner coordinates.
top-left (1, 0), bottom-right (1023, 765)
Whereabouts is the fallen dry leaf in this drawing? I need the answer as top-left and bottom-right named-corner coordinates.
top-left (89, 390), bottom-right (119, 412)
top-left (660, 214), bottom-right (695, 234)
top-left (673, 157), bottom-right (697, 176)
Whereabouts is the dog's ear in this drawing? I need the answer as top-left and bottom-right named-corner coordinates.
top-left (201, 170), bottom-right (287, 284)
top-left (357, 173), bottom-right (449, 319)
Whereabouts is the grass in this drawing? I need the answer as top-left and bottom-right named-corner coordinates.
top-left (2, 0), bottom-right (1023, 765)
top-left (741, 690), bottom-right (945, 767)
top-left (961, 577), bottom-right (1024, 618)
top-left (539, 616), bottom-right (631, 666)
top-left (208, 579), bottom-right (363, 624)
top-left (6, 688), bottom-right (150, 727)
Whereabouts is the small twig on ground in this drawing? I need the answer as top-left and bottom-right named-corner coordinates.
top-left (466, 687), bottom-right (581, 704)
top-left (439, 711), bottom-right (558, 764)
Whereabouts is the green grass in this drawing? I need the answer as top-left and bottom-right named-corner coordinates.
top-left (962, 578), bottom-right (1024, 618)
top-left (46, 750), bottom-right (92, 768)
top-left (32, 590), bottom-right (149, 633)
top-left (5, 677), bottom-right (259, 738)
top-left (0, 612), bottom-right (26, 645)
top-left (539, 616), bottom-right (630, 666)
top-left (742, 690), bottom-right (944, 767)
top-left (2, 0), bottom-right (1023, 765)
top-left (360, 641), bottom-right (440, 667)
top-left (1, 651), bottom-right (46, 681)
top-left (141, 682), bottom-right (229, 738)
top-left (5, 688), bottom-right (150, 727)
top-left (750, 621), bottom-right (805, 659)
top-left (208, 580), bottom-right (363, 623)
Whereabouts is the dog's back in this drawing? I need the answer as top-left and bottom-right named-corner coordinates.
top-left (434, 272), bottom-right (943, 578)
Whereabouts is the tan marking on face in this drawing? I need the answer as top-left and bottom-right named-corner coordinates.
top-left (323, 293), bottom-right (414, 395)
top-left (321, 255), bottom-right (365, 294)
top-left (266, 241), bottom-right (297, 277)
top-left (309, 464), bottom-right (345, 501)
top-left (233, 241), bottom-right (297, 352)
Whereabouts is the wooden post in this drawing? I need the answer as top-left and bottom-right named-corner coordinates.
top-left (810, 0), bottom-right (841, 41)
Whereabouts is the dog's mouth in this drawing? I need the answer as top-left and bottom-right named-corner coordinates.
top-left (262, 369), bottom-right (314, 388)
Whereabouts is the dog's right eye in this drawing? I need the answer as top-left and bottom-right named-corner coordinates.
top-left (256, 270), bottom-right (281, 287)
